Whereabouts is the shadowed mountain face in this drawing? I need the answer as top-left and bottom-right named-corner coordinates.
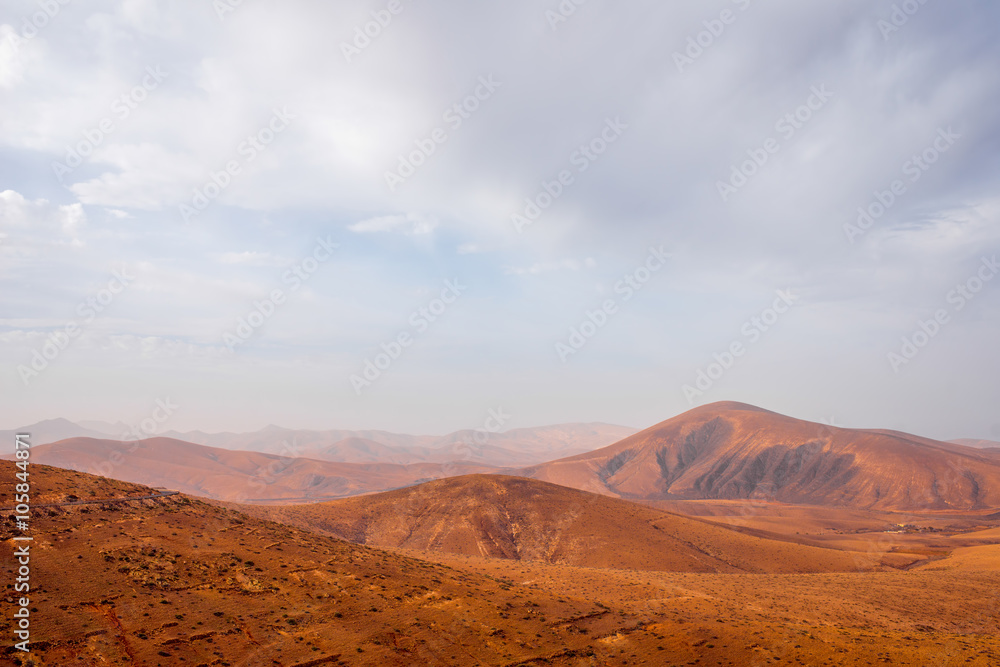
top-left (242, 474), bottom-right (897, 574)
top-left (521, 402), bottom-right (1000, 511)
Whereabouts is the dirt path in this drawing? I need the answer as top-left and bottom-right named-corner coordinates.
top-left (1, 490), bottom-right (178, 511)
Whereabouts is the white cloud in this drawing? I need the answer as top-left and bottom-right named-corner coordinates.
top-left (69, 143), bottom-right (201, 210)
top-left (505, 258), bottom-right (595, 275)
top-left (0, 26), bottom-right (25, 88)
top-left (217, 251), bottom-right (285, 266)
top-left (348, 212), bottom-right (439, 236)
top-left (105, 334), bottom-right (230, 360)
top-left (0, 190), bottom-right (87, 253)
top-left (873, 198), bottom-right (1000, 258)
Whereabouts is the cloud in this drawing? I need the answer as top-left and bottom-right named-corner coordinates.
top-left (69, 144), bottom-right (202, 210)
top-left (0, 190), bottom-right (86, 253)
top-left (348, 212), bottom-right (439, 236)
top-left (216, 251), bottom-right (286, 266)
top-left (505, 258), bottom-right (596, 275)
top-left (0, 25), bottom-right (25, 88)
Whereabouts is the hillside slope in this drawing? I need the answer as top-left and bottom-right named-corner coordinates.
top-left (0, 462), bottom-right (617, 665)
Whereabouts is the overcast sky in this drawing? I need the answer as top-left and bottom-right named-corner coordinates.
top-left (1, 0), bottom-right (997, 440)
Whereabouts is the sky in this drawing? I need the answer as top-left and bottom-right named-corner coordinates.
top-left (0, 0), bottom-right (997, 441)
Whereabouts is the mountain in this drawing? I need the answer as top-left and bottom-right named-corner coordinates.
top-left (0, 418), bottom-right (110, 452)
top-left (519, 402), bottom-right (1000, 511)
top-left (6, 437), bottom-right (496, 502)
top-left (297, 434), bottom-right (533, 466)
top-left (428, 423), bottom-right (638, 458)
top-left (242, 474), bottom-right (903, 574)
top-left (950, 438), bottom-right (1000, 451)
top-left (75, 419), bottom-right (132, 435)
top-left (161, 424), bottom-right (440, 454)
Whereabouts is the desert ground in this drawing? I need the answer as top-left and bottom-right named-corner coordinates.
top-left (3, 459), bottom-right (1000, 666)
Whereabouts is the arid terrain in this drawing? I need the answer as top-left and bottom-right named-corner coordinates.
top-left (3, 403), bottom-right (1000, 665)
top-left (3, 462), bottom-right (1000, 666)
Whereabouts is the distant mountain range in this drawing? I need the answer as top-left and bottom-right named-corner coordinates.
top-left (0, 419), bottom-right (636, 466)
top-left (950, 438), bottom-right (1000, 454)
top-left (12, 436), bottom-right (499, 502)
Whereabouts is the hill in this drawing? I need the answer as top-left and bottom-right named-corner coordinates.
top-left (240, 474), bottom-right (912, 573)
top-left (0, 461), bottom-right (619, 665)
top-left (520, 402), bottom-right (1000, 511)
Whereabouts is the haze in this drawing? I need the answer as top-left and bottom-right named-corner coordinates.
top-left (1, 1), bottom-right (998, 440)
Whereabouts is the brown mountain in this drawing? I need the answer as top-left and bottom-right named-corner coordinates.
top-left (242, 474), bottom-right (906, 574)
top-left (9, 437), bottom-right (495, 502)
top-left (519, 402), bottom-right (1000, 511)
